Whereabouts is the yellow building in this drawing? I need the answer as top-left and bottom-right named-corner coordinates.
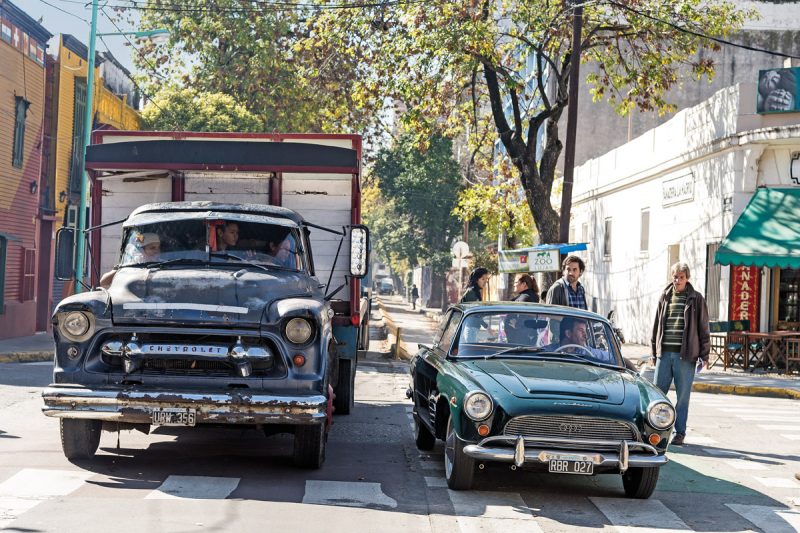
top-left (51, 34), bottom-right (141, 225)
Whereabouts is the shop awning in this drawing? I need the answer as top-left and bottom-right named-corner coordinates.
top-left (715, 187), bottom-right (800, 269)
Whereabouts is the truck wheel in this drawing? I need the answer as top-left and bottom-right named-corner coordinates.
top-left (358, 320), bottom-right (370, 351)
top-left (333, 358), bottom-right (355, 415)
top-left (60, 419), bottom-right (102, 460)
top-left (444, 415), bottom-right (475, 490)
top-left (293, 423), bottom-right (326, 469)
top-left (622, 466), bottom-right (660, 498)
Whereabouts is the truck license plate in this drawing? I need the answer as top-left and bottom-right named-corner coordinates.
top-left (548, 459), bottom-right (594, 475)
top-left (151, 408), bottom-right (196, 426)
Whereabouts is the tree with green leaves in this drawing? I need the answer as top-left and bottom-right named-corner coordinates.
top-left (307, 0), bottom-right (753, 248)
top-left (140, 87), bottom-right (262, 132)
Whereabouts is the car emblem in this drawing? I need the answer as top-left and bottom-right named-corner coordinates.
top-left (559, 423), bottom-right (583, 433)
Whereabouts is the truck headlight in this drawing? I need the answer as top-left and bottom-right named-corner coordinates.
top-left (464, 391), bottom-right (493, 421)
top-left (647, 400), bottom-right (676, 430)
top-left (59, 311), bottom-right (94, 342)
top-left (284, 317), bottom-right (313, 345)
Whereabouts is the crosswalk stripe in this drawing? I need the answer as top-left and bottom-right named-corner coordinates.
top-left (702, 448), bottom-right (742, 456)
top-left (682, 435), bottom-right (717, 445)
top-left (780, 434), bottom-right (800, 440)
top-left (0, 469), bottom-right (91, 528)
top-left (144, 475), bottom-right (240, 500)
top-left (757, 425), bottom-right (800, 431)
top-left (738, 416), bottom-right (797, 422)
top-left (424, 476), bottom-right (447, 488)
top-left (726, 503), bottom-right (800, 533)
top-left (590, 497), bottom-right (690, 532)
top-left (718, 408), bottom-right (797, 415)
top-left (722, 459), bottom-right (768, 471)
top-left (753, 477), bottom-right (800, 489)
top-left (302, 480), bottom-right (397, 508)
top-left (448, 490), bottom-right (544, 533)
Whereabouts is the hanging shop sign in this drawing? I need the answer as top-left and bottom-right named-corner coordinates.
top-left (499, 249), bottom-right (559, 273)
top-left (729, 265), bottom-right (760, 331)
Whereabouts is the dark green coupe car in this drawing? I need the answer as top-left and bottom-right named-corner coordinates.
top-left (409, 303), bottom-right (675, 498)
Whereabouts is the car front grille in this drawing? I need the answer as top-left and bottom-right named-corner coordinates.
top-left (504, 415), bottom-right (637, 442)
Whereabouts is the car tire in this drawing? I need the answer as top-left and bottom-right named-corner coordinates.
top-left (60, 419), bottom-right (102, 460)
top-left (333, 358), bottom-right (355, 415)
top-left (622, 466), bottom-right (660, 498)
top-left (444, 415), bottom-right (475, 490)
top-left (414, 413), bottom-right (436, 451)
top-left (293, 423), bottom-right (326, 469)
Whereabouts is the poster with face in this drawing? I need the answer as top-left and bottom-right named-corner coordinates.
top-left (757, 67), bottom-right (800, 114)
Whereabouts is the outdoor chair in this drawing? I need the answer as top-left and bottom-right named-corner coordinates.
top-left (785, 337), bottom-right (800, 374)
top-left (708, 321), bottom-right (729, 368)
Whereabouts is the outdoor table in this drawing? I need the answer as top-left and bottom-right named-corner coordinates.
top-left (746, 331), bottom-right (800, 371)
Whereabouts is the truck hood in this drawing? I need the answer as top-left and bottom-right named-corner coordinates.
top-left (109, 267), bottom-right (314, 327)
top-left (465, 359), bottom-right (626, 405)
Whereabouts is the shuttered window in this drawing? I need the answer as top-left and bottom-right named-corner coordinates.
top-left (69, 78), bottom-right (88, 194)
top-left (12, 97), bottom-right (29, 168)
top-left (20, 248), bottom-right (35, 302)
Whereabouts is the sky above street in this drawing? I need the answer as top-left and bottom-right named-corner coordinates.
top-left (18, 0), bottom-right (138, 72)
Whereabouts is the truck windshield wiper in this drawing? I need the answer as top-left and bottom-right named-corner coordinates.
top-left (137, 258), bottom-right (205, 269)
top-left (209, 252), bottom-right (271, 272)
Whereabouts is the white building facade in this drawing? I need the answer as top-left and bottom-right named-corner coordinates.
top-left (571, 82), bottom-right (800, 344)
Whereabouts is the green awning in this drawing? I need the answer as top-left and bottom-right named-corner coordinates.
top-left (715, 187), bottom-right (800, 269)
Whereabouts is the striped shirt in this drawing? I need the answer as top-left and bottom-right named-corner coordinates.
top-left (566, 282), bottom-right (588, 310)
top-left (662, 290), bottom-right (686, 351)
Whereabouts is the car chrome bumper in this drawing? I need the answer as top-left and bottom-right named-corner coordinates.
top-left (463, 436), bottom-right (667, 472)
top-left (41, 385), bottom-right (327, 425)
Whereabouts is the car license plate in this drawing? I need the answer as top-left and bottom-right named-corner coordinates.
top-left (151, 408), bottom-right (196, 426)
top-left (548, 459), bottom-right (594, 475)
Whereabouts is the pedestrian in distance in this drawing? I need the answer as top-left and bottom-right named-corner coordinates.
top-left (461, 267), bottom-right (489, 303)
top-left (411, 284), bottom-right (419, 310)
top-left (546, 254), bottom-right (588, 309)
top-left (512, 274), bottom-right (539, 302)
top-left (650, 261), bottom-right (710, 446)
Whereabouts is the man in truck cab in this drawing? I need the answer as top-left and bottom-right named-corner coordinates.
top-left (98, 232), bottom-right (161, 289)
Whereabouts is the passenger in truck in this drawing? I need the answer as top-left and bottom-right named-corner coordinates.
top-left (99, 233), bottom-right (161, 289)
top-left (266, 236), bottom-right (296, 268)
top-left (215, 222), bottom-right (240, 251)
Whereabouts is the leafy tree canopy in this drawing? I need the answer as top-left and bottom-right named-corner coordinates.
top-left (140, 87), bottom-right (262, 132)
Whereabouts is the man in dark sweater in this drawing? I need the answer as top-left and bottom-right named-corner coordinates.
top-left (651, 262), bottom-right (710, 446)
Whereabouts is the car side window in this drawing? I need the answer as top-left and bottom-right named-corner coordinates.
top-left (592, 322), bottom-right (610, 351)
top-left (436, 311), bottom-right (462, 352)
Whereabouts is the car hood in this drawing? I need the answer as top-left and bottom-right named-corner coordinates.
top-left (464, 359), bottom-right (626, 405)
top-left (108, 267), bottom-right (314, 327)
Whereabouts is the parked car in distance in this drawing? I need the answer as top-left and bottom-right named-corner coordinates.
top-left (408, 303), bottom-right (675, 497)
top-left (377, 278), bottom-right (395, 295)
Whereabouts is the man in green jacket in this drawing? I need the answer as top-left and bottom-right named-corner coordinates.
top-left (651, 262), bottom-right (710, 446)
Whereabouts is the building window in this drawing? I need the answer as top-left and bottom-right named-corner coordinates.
top-left (603, 218), bottom-right (612, 259)
top-left (778, 268), bottom-right (800, 322)
top-left (568, 225), bottom-right (575, 243)
top-left (20, 248), bottom-right (35, 302)
top-left (0, 237), bottom-right (6, 314)
top-left (69, 78), bottom-right (88, 194)
top-left (640, 209), bottom-right (650, 253)
top-left (581, 223), bottom-right (588, 243)
top-left (12, 97), bottom-right (30, 168)
top-left (705, 243), bottom-right (721, 320)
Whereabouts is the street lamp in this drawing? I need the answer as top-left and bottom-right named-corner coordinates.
top-left (73, 0), bottom-right (168, 292)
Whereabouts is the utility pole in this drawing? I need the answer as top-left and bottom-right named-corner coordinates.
top-left (559, 0), bottom-right (583, 244)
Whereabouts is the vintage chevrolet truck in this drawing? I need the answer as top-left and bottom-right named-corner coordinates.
top-left (42, 132), bottom-right (369, 468)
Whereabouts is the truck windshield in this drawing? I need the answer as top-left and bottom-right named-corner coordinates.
top-left (119, 218), bottom-right (305, 271)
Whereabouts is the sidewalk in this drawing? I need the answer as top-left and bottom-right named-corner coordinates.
top-left (0, 332), bottom-right (54, 363)
top-left (378, 296), bottom-right (800, 400)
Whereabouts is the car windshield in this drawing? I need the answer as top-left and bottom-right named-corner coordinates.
top-left (118, 218), bottom-right (305, 272)
top-left (453, 310), bottom-right (621, 366)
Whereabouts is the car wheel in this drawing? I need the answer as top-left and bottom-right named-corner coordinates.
top-left (414, 413), bottom-right (436, 451)
top-left (622, 466), bottom-right (660, 498)
top-left (60, 419), bottom-right (102, 460)
top-left (444, 415), bottom-right (475, 490)
top-left (293, 423), bottom-right (326, 469)
top-left (333, 358), bottom-right (355, 415)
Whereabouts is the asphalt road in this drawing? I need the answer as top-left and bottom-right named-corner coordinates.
top-left (1, 341), bottom-right (799, 531)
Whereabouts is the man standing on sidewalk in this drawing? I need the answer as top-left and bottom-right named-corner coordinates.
top-left (411, 285), bottom-right (419, 310)
top-left (651, 262), bottom-right (710, 446)
top-left (546, 255), bottom-right (588, 309)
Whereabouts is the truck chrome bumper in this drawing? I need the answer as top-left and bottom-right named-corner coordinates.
top-left (463, 436), bottom-right (667, 471)
top-left (42, 385), bottom-right (327, 425)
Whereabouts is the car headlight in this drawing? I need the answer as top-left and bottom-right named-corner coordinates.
top-left (463, 391), bottom-right (493, 421)
top-left (647, 400), bottom-right (676, 430)
top-left (59, 311), bottom-right (94, 342)
top-left (284, 317), bottom-right (313, 344)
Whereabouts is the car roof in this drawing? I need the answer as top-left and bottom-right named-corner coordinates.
top-left (451, 301), bottom-right (608, 322)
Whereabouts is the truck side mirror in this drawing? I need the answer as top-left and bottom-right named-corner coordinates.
top-left (54, 227), bottom-right (76, 281)
top-left (349, 225), bottom-right (369, 278)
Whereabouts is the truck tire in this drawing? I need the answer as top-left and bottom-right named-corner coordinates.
top-left (358, 320), bottom-right (370, 351)
top-left (293, 423), bottom-right (326, 469)
top-left (622, 466), bottom-right (660, 499)
top-left (333, 358), bottom-right (355, 415)
top-left (60, 419), bottom-right (102, 460)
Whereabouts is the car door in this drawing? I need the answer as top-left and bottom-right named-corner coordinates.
top-left (413, 310), bottom-right (462, 428)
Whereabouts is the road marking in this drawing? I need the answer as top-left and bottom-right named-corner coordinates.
top-left (727, 504), bottom-right (800, 533)
top-left (145, 475), bottom-right (240, 500)
top-left (448, 490), bottom-right (543, 533)
top-left (590, 497), bottom-right (690, 532)
top-left (758, 425), bottom-right (800, 431)
top-left (0, 469), bottom-right (91, 528)
top-left (722, 459), bottom-right (768, 471)
top-left (359, 366), bottom-right (378, 373)
top-left (22, 361), bottom-right (52, 366)
top-left (302, 480), bottom-right (397, 508)
top-left (424, 476), bottom-right (447, 488)
top-left (780, 434), bottom-right (800, 440)
top-left (738, 416), bottom-right (798, 422)
top-left (719, 408), bottom-right (797, 415)
top-left (419, 459), bottom-right (444, 471)
top-left (683, 435), bottom-right (717, 445)
top-left (702, 448), bottom-right (743, 456)
top-left (753, 477), bottom-right (800, 489)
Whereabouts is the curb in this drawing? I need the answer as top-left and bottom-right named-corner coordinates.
top-left (693, 382), bottom-right (800, 400)
top-left (0, 352), bottom-right (52, 363)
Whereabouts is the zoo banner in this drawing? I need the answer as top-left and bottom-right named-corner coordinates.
top-left (499, 249), bottom-right (559, 273)
top-left (729, 265), bottom-right (760, 331)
